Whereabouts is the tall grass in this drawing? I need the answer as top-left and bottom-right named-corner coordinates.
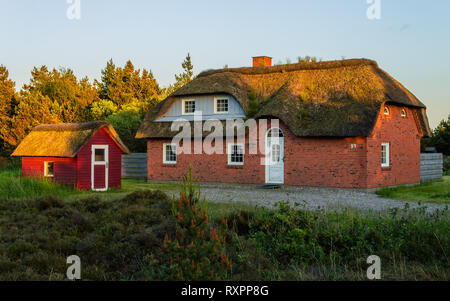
top-left (0, 160), bottom-right (76, 200)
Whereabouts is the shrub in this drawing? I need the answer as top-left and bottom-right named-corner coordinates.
top-left (161, 166), bottom-right (231, 280)
top-left (106, 110), bottom-right (146, 152)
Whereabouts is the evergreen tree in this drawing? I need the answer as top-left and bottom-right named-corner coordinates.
top-left (0, 66), bottom-right (18, 155)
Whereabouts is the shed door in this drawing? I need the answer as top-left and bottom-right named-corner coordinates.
top-left (265, 128), bottom-right (284, 184)
top-left (91, 145), bottom-right (109, 191)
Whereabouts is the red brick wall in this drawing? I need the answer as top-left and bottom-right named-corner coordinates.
top-left (147, 107), bottom-right (422, 189)
top-left (76, 128), bottom-right (123, 190)
top-left (365, 105), bottom-right (422, 188)
top-left (22, 157), bottom-right (77, 185)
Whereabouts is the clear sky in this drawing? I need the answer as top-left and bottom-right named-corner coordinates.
top-left (0, 0), bottom-right (449, 128)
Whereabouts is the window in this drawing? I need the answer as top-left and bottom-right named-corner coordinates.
top-left (271, 144), bottom-right (281, 163)
top-left (182, 99), bottom-right (196, 114)
top-left (384, 106), bottom-right (390, 115)
top-left (401, 109), bottom-right (407, 117)
top-left (163, 143), bottom-right (177, 164)
top-left (381, 143), bottom-right (390, 167)
top-left (228, 143), bottom-right (244, 165)
top-left (94, 148), bottom-right (105, 162)
top-left (44, 162), bottom-right (54, 177)
top-left (215, 97), bottom-right (229, 113)
top-left (267, 128), bottom-right (284, 137)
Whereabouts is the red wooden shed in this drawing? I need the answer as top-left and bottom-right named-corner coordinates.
top-left (11, 121), bottom-right (130, 191)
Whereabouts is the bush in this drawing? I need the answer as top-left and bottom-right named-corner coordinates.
top-left (106, 110), bottom-right (146, 152)
top-left (0, 190), bottom-right (174, 280)
top-left (444, 156), bottom-right (450, 172)
top-left (158, 166), bottom-right (231, 280)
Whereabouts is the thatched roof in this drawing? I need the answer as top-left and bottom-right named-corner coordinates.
top-left (136, 59), bottom-right (431, 138)
top-left (12, 121), bottom-right (130, 157)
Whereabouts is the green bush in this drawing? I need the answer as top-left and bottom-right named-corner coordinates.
top-left (444, 156), bottom-right (450, 172)
top-left (106, 110), bottom-right (146, 152)
top-left (0, 190), bottom-right (174, 280)
top-left (149, 167), bottom-right (231, 280)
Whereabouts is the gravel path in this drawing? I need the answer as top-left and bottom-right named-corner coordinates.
top-left (167, 183), bottom-right (447, 213)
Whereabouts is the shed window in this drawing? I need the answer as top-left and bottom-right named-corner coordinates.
top-left (401, 109), bottom-right (407, 117)
top-left (44, 162), bottom-right (54, 177)
top-left (381, 143), bottom-right (390, 167)
top-left (384, 106), bottom-right (390, 115)
top-left (182, 100), bottom-right (196, 114)
top-left (215, 98), bottom-right (229, 113)
top-left (95, 149), bottom-right (105, 162)
top-left (163, 143), bottom-right (177, 164)
top-left (228, 143), bottom-right (244, 165)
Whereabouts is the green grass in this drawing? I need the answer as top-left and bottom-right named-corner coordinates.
top-left (377, 176), bottom-right (450, 204)
top-left (0, 164), bottom-right (180, 201)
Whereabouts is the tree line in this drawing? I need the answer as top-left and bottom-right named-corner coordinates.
top-left (0, 54), bottom-right (194, 155)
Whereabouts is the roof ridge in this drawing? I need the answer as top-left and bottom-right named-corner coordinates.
top-left (198, 58), bottom-right (377, 78)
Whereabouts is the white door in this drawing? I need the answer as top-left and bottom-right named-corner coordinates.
top-left (265, 128), bottom-right (284, 184)
top-left (91, 145), bottom-right (109, 191)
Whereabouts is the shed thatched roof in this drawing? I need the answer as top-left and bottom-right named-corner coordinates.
top-left (136, 59), bottom-right (431, 138)
top-left (12, 121), bottom-right (130, 157)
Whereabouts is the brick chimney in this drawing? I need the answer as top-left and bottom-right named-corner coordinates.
top-left (252, 56), bottom-right (272, 67)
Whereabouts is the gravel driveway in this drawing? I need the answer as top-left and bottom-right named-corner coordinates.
top-left (167, 183), bottom-right (447, 213)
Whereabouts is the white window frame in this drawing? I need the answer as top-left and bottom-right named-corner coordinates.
top-left (401, 109), bottom-right (407, 117)
top-left (384, 106), bottom-right (390, 115)
top-left (44, 161), bottom-right (54, 177)
top-left (182, 99), bottom-right (196, 115)
top-left (227, 143), bottom-right (244, 166)
top-left (214, 96), bottom-right (229, 114)
top-left (163, 143), bottom-right (177, 164)
top-left (381, 142), bottom-right (390, 168)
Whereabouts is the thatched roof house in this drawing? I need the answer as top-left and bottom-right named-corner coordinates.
top-left (12, 121), bottom-right (129, 191)
top-left (12, 121), bottom-right (129, 157)
top-left (136, 59), bottom-right (431, 138)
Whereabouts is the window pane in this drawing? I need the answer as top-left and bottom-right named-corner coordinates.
top-left (268, 128), bottom-right (283, 137)
top-left (230, 144), bottom-right (243, 163)
top-left (216, 99), bottom-right (228, 112)
top-left (45, 162), bottom-right (54, 176)
top-left (184, 100), bottom-right (195, 113)
top-left (165, 144), bottom-right (176, 162)
top-left (272, 144), bottom-right (281, 162)
top-left (95, 149), bottom-right (105, 162)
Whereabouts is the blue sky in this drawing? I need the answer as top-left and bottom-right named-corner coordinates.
top-left (0, 0), bottom-right (449, 128)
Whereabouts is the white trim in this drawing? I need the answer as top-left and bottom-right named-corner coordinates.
top-left (91, 145), bottom-right (109, 191)
top-left (401, 109), bottom-right (407, 117)
top-left (214, 96), bottom-right (229, 114)
top-left (163, 143), bottom-right (177, 164)
top-left (381, 142), bottom-right (390, 168)
top-left (265, 127), bottom-right (285, 184)
top-left (181, 99), bottom-right (196, 115)
top-left (44, 161), bottom-right (54, 177)
top-left (384, 106), bottom-right (390, 115)
top-left (227, 142), bottom-right (244, 166)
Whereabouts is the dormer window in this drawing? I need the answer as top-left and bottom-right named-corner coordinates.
top-left (214, 97), bottom-right (229, 114)
top-left (182, 99), bottom-right (196, 115)
top-left (384, 106), bottom-right (390, 115)
top-left (401, 109), bottom-right (407, 117)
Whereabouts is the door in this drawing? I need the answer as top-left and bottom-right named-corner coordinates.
top-left (91, 145), bottom-right (109, 191)
top-left (265, 128), bottom-right (284, 184)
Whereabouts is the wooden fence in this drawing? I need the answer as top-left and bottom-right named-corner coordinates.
top-left (421, 153), bottom-right (443, 181)
top-left (122, 153), bottom-right (147, 178)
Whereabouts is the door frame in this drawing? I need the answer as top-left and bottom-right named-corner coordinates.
top-left (91, 145), bottom-right (109, 191)
top-left (265, 128), bottom-right (285, 184)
